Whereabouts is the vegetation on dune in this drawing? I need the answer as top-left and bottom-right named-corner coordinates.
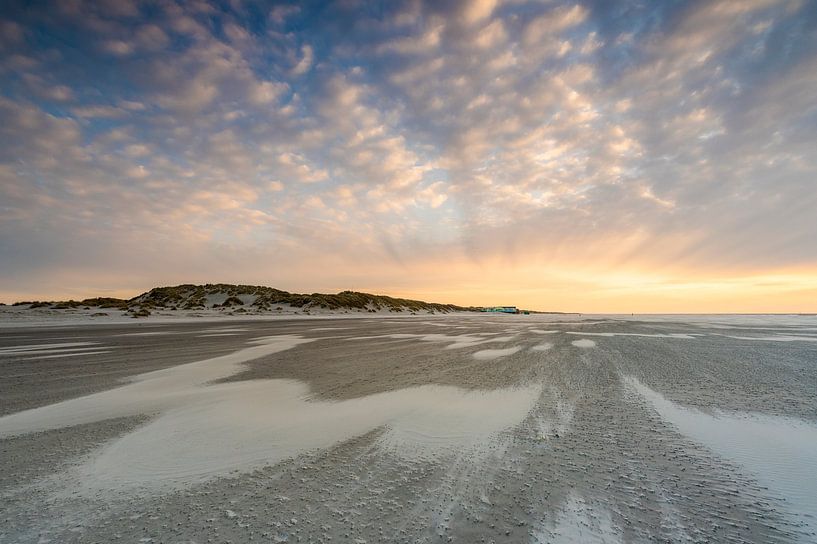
top-left (132, 284), bottom-right (481, 313)
top-left (10, 297), bottom-right (128, 309)
top-left (216, 296), bottom-right (245, 308)
top-left (52, 301), bottom-right (80, 309)
top-left (10, 284), bottom-right (485, 314)
top-left (80, 297), bottom-right (128, 308)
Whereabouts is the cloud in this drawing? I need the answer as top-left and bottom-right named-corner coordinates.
top-left (291, 44), bottom-right (314, 75)
top-left (458, 0), bottom-right (499, 26)
top-left (71, 105), bottom-right (126, 118)
top-left (523, 4), bottom-right (588, 46)
top-left (379, 21), bottom-right (445, 55)
top-left (0, 21), bottom-right (25, 48)
top-left (0, 0), bottom-right (816, 311)
top-left (277, 152), bottom-right (329, 183)
top-left (472, 18), bottom-right (506, 49)
top-left (249, 80), bottom-right (287, 105)
top-left (100, 39), bottom-right (134, 55)
top-left (134, 24), bottom-right (169, 51)
top-left (22, 74), bottom-right (75, 101)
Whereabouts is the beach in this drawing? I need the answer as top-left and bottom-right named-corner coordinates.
top-left (1, 314), bottom-right (816, 543)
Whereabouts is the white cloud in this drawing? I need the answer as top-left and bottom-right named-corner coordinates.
top-left (101, 39), bottom-right (134, 56)
top-left (459, 0), bottom-right (499, 26)
top-left (71, 105), bottom-right (125, 118)
top-left (472, 19), bottom-right (507, 49)
top-left (291, 44), bottom-right (314, 75)
top-left (135, 24), bottom-right (169, 51)
top-left (277, 153), bottom-right (330, 183)
top-left (126, 165), bottom-right (150, 179)
top-left (250, 80), bottom-right (287, 105)
top-left (523, 5), bottom-right (588, 45)
top-left (379, 21), bottom-right (444, 55)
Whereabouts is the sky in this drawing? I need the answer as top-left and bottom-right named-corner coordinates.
top-left (1, 0), bottom-right (816, 312)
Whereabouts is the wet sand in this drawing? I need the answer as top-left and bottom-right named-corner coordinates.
top-left (1, 315), bottom-right (816, 543)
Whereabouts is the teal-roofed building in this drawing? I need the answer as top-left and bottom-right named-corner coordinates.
top-left (484, 306), bottom-right (518, 314)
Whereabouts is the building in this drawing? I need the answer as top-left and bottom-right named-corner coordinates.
top-left (484, 306), bottom-right (518, 314)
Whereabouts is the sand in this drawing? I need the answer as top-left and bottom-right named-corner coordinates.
top-left (1, 314), bottom-right (817, 543)
top-left (472, 346), bottom-right (523, 360)
top-left (628, 376), bottom-right (817, 536)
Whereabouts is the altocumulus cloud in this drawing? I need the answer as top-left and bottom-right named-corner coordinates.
top-left (0, 0), bottom-right (816, 310)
